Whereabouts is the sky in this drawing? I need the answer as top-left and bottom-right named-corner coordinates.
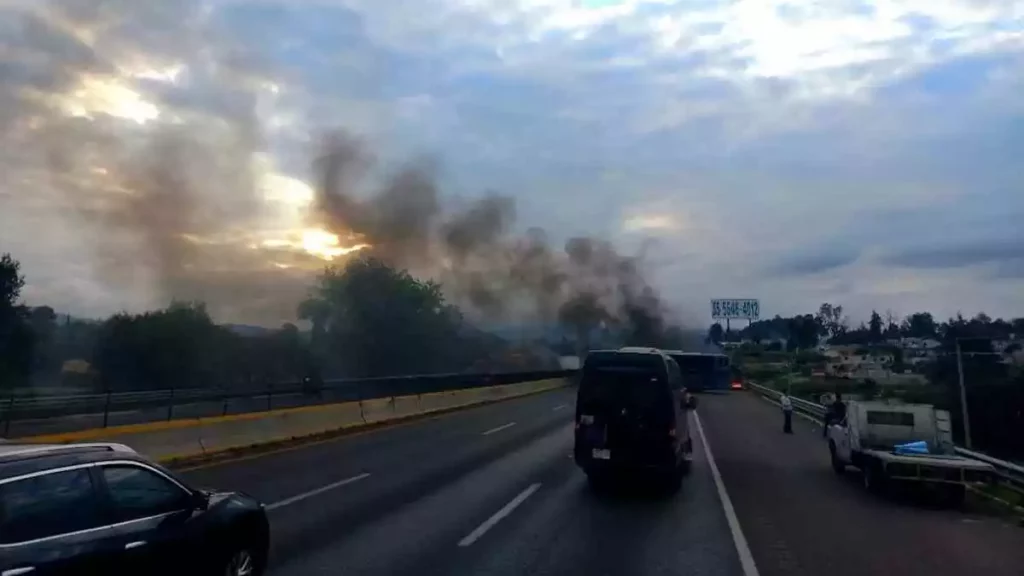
top-left (1, 0), bottom-right (1023, 327)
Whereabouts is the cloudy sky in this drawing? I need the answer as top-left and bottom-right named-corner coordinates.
top-left (2, 0), bottom-right (1023, 327)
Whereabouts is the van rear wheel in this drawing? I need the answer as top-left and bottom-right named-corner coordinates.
top-left (587, 471), bottom-right (609, 493)
top-left (665, 465), bottom-right (684, 494)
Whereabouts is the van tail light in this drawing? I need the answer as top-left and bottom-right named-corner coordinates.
top-left (580, 414), bottom-right (595, 425)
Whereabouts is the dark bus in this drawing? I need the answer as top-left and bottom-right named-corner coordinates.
top-left (662, 351), bottom-right (734, 392)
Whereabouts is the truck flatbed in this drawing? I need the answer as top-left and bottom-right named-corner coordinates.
top-left (862, 449), bottom-right (995, 486)
top-left (865, 449), bottom-right (995, 470)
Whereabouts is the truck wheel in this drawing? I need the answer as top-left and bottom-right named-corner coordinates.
top-left (942, 484), bottom-right (966, 508)
top-left (828, 442), bottom-right (845, 475)
top-left (862, 464), bottom-right (887, 496)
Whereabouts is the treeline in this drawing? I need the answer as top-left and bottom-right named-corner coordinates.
top-left (0, 253), bottom-right (559, 394)
top-left (711, 303), bottom-right (1024, 353)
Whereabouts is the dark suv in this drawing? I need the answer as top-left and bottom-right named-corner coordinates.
top-left (573, 349), bottom-right (696, 491)
top-left (0, 443), bottom-right (269, 576)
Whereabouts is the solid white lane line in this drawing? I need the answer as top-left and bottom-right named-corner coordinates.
top-left (693, 413), bottom-right (761, 576)
top-left (266, 473), bottom-right (371, 511)
top-left (552, 404), bottom-right (568, 411)
top-left (458, 483), bottom-right (541, 547)
top-left (482, 422), bottom-right (517, 436)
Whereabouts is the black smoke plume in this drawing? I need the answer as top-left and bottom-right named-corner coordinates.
top-left (313, 130), bottom-right (682, 348)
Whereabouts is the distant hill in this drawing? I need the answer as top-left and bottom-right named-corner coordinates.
top-left (222, 324), bottom-right (275, 337)
top-left (487, 323), bottom-right (566, 342)
top-left (485, 322), bottom-right (708, 352)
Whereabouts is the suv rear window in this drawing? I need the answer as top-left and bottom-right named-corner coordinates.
top-left (0, 468), bottom-right (106, 544)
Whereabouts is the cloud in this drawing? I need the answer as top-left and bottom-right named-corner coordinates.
top-left (769, 246), bottom-right (863, 276)
top-left (882, 239), bottom-right (1024, 270)
top-left (3, 0), bottom-right (1024, 326)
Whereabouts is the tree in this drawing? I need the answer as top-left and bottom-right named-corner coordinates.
top-left (787, 314), bottom-right (820, 350)
top-left (707, 322), bottom-right (725, 344)
top-left (859, 378), bottom-right (879, 400)
top-left (0, 253), bottom-right (24, 309)
top-left (1012, 318), bottom-right (1024, 338)
top-left (92, 301), bottom-right (226, 391)
top-left (816, 303), bottom-right (847, 341)
top-left (28, 306), bottom-right (58, 372)
top-left (297, 297), bottom-right (330, 346)
top-left (868, 310), bottom-right (883, 343)
top-left (902, 312), bottom-right (937, 339)
top-left (990, 318), bottom-right (1013, 340)
top-left (0, 254), bottom-right (33, 387)
top-left (303, 257), bottom-right (462, 377)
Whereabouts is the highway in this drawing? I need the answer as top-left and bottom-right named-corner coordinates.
top-left (181, 387), bottom-right (1024, 576)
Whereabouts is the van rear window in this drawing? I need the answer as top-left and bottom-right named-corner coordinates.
top-left (580, 365), bottom-right (666, 410)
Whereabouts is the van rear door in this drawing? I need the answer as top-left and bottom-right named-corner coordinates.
top-left (576, 358), bottom-right (674, 466)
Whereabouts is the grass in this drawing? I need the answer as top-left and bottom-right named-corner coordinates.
top-left (968, 482), bottom-right (1024, 524)
top-left (985, 482), bottom-right (1024, 508)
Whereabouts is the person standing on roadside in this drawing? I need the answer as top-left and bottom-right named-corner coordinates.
top-left (823, 399), bottom-right (834, 437)
top-left (823, 392), bottom-right (846, 437)
top-left (832, 392), bottom-right (846, 424)
top-left (780, 393), bottom-right (794, 434)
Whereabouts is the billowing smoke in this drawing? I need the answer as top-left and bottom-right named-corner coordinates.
top-left (313, 131), bottom-right (679, 347)
top-left (0, 1), bottom-right (319, 323)
top-left (0, 1), bottom-right (686, 345)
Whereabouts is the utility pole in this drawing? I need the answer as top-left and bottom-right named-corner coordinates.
top-left (953, 336), bottom-right (1008, 450)
top-left (955, 339), bottom-right (971, 449)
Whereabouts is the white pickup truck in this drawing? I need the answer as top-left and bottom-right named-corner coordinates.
top-left (827, 400), bottom-right (995, 505)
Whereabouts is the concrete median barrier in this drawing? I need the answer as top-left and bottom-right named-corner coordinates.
top-left (359, 397), bottom-right (396, 424)
top-left (22, 377), bottom-right (570, 463)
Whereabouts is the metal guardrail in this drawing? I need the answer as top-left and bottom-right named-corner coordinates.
top-left (746, 381), bottom-right (1024, 498)
top-left (0, 369), bottom-right (579, 435)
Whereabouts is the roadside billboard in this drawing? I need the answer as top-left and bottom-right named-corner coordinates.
top-left (711, 299), bottom-right (760, 320)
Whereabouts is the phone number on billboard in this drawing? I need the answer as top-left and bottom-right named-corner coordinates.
top-left (711, 299), bottom-right (760, 319)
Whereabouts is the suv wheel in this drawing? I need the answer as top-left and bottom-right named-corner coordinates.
top-left (222, 545), bottom-right (263, 576)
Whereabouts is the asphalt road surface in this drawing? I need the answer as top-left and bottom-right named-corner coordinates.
top-left (180, 387), bottom-right (1022, 576)
top-left (699, 391), bottom-right (1024, 576)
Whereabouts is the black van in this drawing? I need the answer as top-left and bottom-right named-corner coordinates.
top-left (573, 349), bottom-right (696, 490)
